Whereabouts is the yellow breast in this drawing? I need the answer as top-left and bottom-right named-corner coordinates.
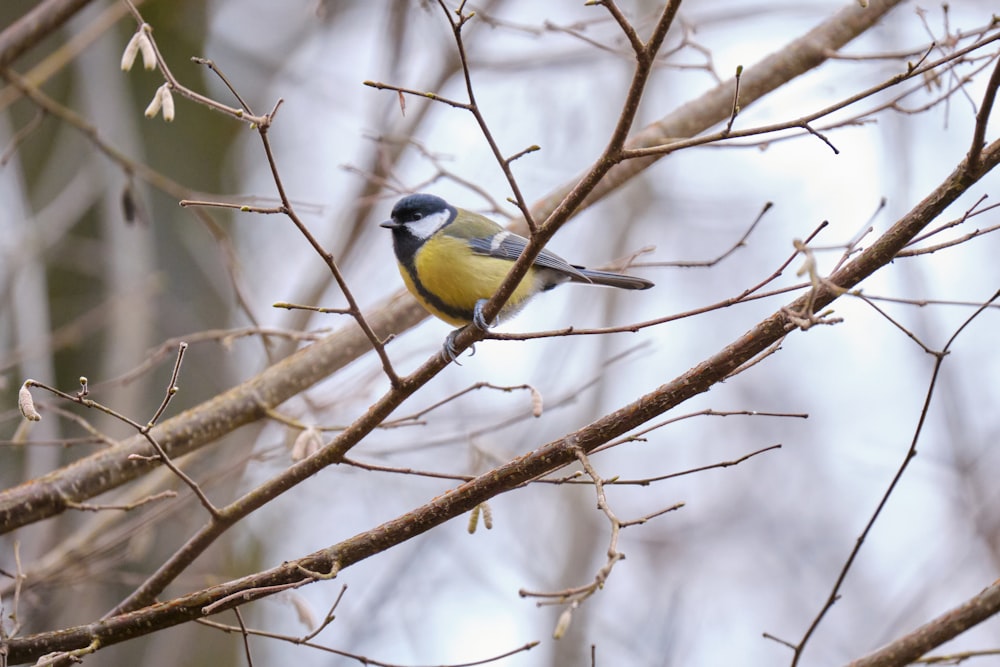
top-left (400, 235), bottom-right (542, 326)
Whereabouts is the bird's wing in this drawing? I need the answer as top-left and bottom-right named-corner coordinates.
top-left (467, 231), bottom-right (588, 281)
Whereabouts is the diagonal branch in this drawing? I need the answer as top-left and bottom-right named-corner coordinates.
top-left (795, 291), bottom-right (1000, 666)
top-left (845, 579), bottom-right (1000, 667)
top-left (452, 0), bottom-right (682, 353)
top-left (0, 0), bottom-right (920, 536)
top-left (0, 0), bottom-right (95, 69)
top-left (6, 129), bottom-right (1000, 667)
top-left (528, 0), bottom-right (907, 221)
top-left (967, 53), bottom-right (1000, 172)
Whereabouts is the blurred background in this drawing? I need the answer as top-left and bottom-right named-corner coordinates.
top-left (2, 0), bottom-right (1000, 665)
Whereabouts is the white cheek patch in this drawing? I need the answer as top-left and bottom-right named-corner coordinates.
top-left (406, 209), bottom-right (452, 240)
top-left (490, 231), bottom-right (511, 253)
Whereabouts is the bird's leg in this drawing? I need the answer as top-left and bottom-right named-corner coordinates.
top-left (442, 327), bottom-right (479, 364)
top-left (442, 328), bottom-right (464, 364)
top-left (441, 300), bottom-right (493, 364)
top-left (472, 299), bottom-right (494, 332)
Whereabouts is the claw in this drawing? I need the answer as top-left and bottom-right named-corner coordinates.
top-left (442, 329), bottom-right (461, 363)
top-left (441, 327), bottom-right (477, 365)
top-left (472, 299), bottom-right (494, 332)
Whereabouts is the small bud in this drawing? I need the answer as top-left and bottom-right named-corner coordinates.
top-left (121, 29), bottom-right (155, 72)
top-left (137, 31), bottom-right (156, 70)
top-left (18, 383), bottom-right (40, 422)
top-left (160, 85), bottom-right (175, 121)
top-left (144, 85), bottom-right (175, 122)
top-left (467, 505), bottom-right (480, 534)
top-left (288, 591), bottom-right (317, 630)
top-left (121, 32), bottom-right (142, 71)
top-left (144, 88), bottom-right (162, 118)
top-left (553, 607), bottom-right (573, 639)
top-left (122, 185), bottom-right (137, 223)
top-left (291, 427), bottom-right (323, 461)
top-left (467, 503), bottom-right (494, 534)
top-left (120, 183), bottom-right (149, 226)
top-left (530, 386), bottom-right (543, 417)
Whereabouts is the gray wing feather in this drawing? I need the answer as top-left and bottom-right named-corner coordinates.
top-left (467, 232), bottom-right (588, 281)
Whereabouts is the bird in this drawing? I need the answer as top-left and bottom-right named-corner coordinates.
top-left (380, 193), bottom-right (653, 359)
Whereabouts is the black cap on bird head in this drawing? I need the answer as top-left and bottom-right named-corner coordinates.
top-left (381, 193), bottom-right (452, 229)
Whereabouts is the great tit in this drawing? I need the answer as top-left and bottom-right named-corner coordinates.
top-left (381, 193), bottom-right (653, 357)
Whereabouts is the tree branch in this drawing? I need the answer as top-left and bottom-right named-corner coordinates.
top-left (6, 130), bottom-right (999, 667)
top-left (527, 0), bottom-right (907, 222)
top-left (0, 0), bottom-right (953, 541)
top-left (0, 0), bottom-right (95, 70)
top-left (845, 579), bottom-right (1000, 667)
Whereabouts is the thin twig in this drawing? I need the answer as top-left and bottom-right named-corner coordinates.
top-left (786, 289), bottom-right (1000, 666)
top-left (967, 53), bottom-right (1000, 172)
top-left (63, 490), bottom-right (178, 513)
top-left (233, 608), bottom-right (254, 667)
top-left (198, 614), bottom-right (540, 667)
top-left (724, 64), bottom-right (743, 134)
top-left (121, 0), bottom-right (269, 126)
top-left (144, 342), bottom-right (187, 430)
top-left (620, 31), bottom-right (1000, 161)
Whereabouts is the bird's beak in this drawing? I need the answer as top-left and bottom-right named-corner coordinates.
top-left (380, 219), bottom-right (400, 229)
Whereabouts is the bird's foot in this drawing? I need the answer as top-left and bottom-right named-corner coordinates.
top-left (472, 299), bottom-right (494, 332)
top-left (441, 301), bottom-right (493, 364)
top-left (442, 328), bottom-right (477, 365)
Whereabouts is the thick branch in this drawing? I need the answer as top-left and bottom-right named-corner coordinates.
top-left (0, 291), bottom-right (415, 533)
top-left (0, 0), bottom-right (94, 69)
top-left (7, 136), bottom-right (999, 667)
top-left (845, 580), bottom-right (1000, 667)
top-left (0, 0), bottom-right (919, 533)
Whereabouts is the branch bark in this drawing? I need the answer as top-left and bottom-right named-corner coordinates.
top-left (6, 133), bottom-right (999, 667)
top-left (845, 579), bottom-right (1000, 667)
top-left (0, 0), bottom-right (95, 69)
top-left (0, 0), bottom-right (907, 534)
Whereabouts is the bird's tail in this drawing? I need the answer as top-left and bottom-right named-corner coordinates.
top-left (572, 267), bottom-right (654, 290)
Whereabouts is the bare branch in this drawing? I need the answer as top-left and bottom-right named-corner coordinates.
top-left (791, 289), bottom-right (1000, 666)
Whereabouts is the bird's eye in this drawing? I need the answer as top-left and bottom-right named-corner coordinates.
top-left (412, 213), bottom-right (423, 220)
